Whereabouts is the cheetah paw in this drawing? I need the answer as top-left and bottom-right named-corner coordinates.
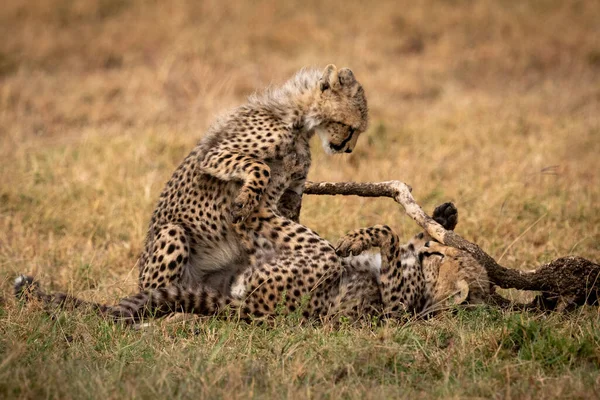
top-left (335, 234), bottom-right (371, 257)
top-left (432, 202), bottom-right (458, 231)
top-left (231, 191), bottom-right (260, 224)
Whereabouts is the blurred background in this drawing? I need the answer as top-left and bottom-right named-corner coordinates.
top-left (0, 0), bottom-right (599, 293)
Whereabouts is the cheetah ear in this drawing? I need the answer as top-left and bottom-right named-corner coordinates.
top-left (319, 64), bottom-right (340, 92)
top-left (337, 68), bottom-right (356, 87)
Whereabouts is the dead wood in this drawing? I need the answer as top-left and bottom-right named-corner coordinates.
top-left (304, 180), bottom-right (600, 310)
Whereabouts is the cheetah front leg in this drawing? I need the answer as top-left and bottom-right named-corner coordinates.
top-left (276, 177), bottom-right (306, 223)
top-left (335, 225), bottom-right (425, 316)
top-left (199, 149), bottom-right (271, 223)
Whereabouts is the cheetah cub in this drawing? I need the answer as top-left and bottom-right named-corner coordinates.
top-left (139, 64), bottom-right (367, 294)
top-left (27, 65), bottom-right (368, 299)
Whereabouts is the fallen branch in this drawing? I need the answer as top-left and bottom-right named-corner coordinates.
top-left (304, 181), bottom-right (411, 198)
top-left (304, 180), bottom-right (600, 310)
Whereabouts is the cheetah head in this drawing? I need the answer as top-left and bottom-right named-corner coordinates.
top-left (312, 64), bottom-right (368, 154)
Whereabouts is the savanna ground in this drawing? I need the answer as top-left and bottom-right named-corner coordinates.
top-left (1, 0), bottom-right (600, 398)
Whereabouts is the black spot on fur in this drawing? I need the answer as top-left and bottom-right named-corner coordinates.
top-left (167, 244), bottom-right (175, 255)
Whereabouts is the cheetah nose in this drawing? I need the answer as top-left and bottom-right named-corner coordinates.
top-left (344, 148), bottom-right (353, 153)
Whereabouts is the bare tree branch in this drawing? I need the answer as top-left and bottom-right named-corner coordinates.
top-left (304, 180), bottom-right (411, 198)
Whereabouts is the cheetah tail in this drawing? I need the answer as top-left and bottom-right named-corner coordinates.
top-left (14, 274), bottom-right (111, 314)
top-left (110, 285), bottom-right (236, 324)
top-left (15, 275), bottom-right (237, 325)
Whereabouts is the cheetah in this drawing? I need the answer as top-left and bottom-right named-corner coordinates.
top-left (129, 64), bottom-right (368, 294)
top-left (14, 64), bottom-right (371, 320)
top-left (15, 202), bottom-right (490, 323)
top-left (336, 201), bottom-right (490, 312)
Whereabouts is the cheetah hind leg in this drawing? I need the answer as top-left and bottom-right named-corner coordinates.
top-left (139, 224), bottom-right (190, 290)
top-left (335, 225), bottom-right (398, 260)
top-left (336, 225), bottom-right (425, 316)
top-left (334, 202), bottom-right (458, 259)
top-left (336, 202), bottom-right (458, 257)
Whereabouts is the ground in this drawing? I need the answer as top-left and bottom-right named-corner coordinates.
top-left (1, 0), bottom-right (599, 398)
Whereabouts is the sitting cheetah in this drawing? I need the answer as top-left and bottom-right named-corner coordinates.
top-left (15, 64), bottom-right (375, 322)
top-left (128, 64), bottom-right (367, 294)
top-left (15, 202), bottom-right (490, 323)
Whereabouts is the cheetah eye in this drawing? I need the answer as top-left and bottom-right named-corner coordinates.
top-left (333, 122), bottom-right (354, 133)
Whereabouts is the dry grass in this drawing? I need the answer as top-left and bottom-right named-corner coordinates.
top-left (1, 0), bottom-right (599, 398)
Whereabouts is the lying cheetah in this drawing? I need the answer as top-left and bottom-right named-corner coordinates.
top-left (133, 64), bottom-right (367, 294)
top-left (15, 202), bottom-right (490, 323)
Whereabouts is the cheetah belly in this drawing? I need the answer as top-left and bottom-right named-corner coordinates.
top-left (182, 229), bottom-right (247, 286)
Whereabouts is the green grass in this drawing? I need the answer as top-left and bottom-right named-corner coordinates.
top-left (2, 306), bottom-right (599, 398)
top-left (1, 0), bottom-right (599, 398)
